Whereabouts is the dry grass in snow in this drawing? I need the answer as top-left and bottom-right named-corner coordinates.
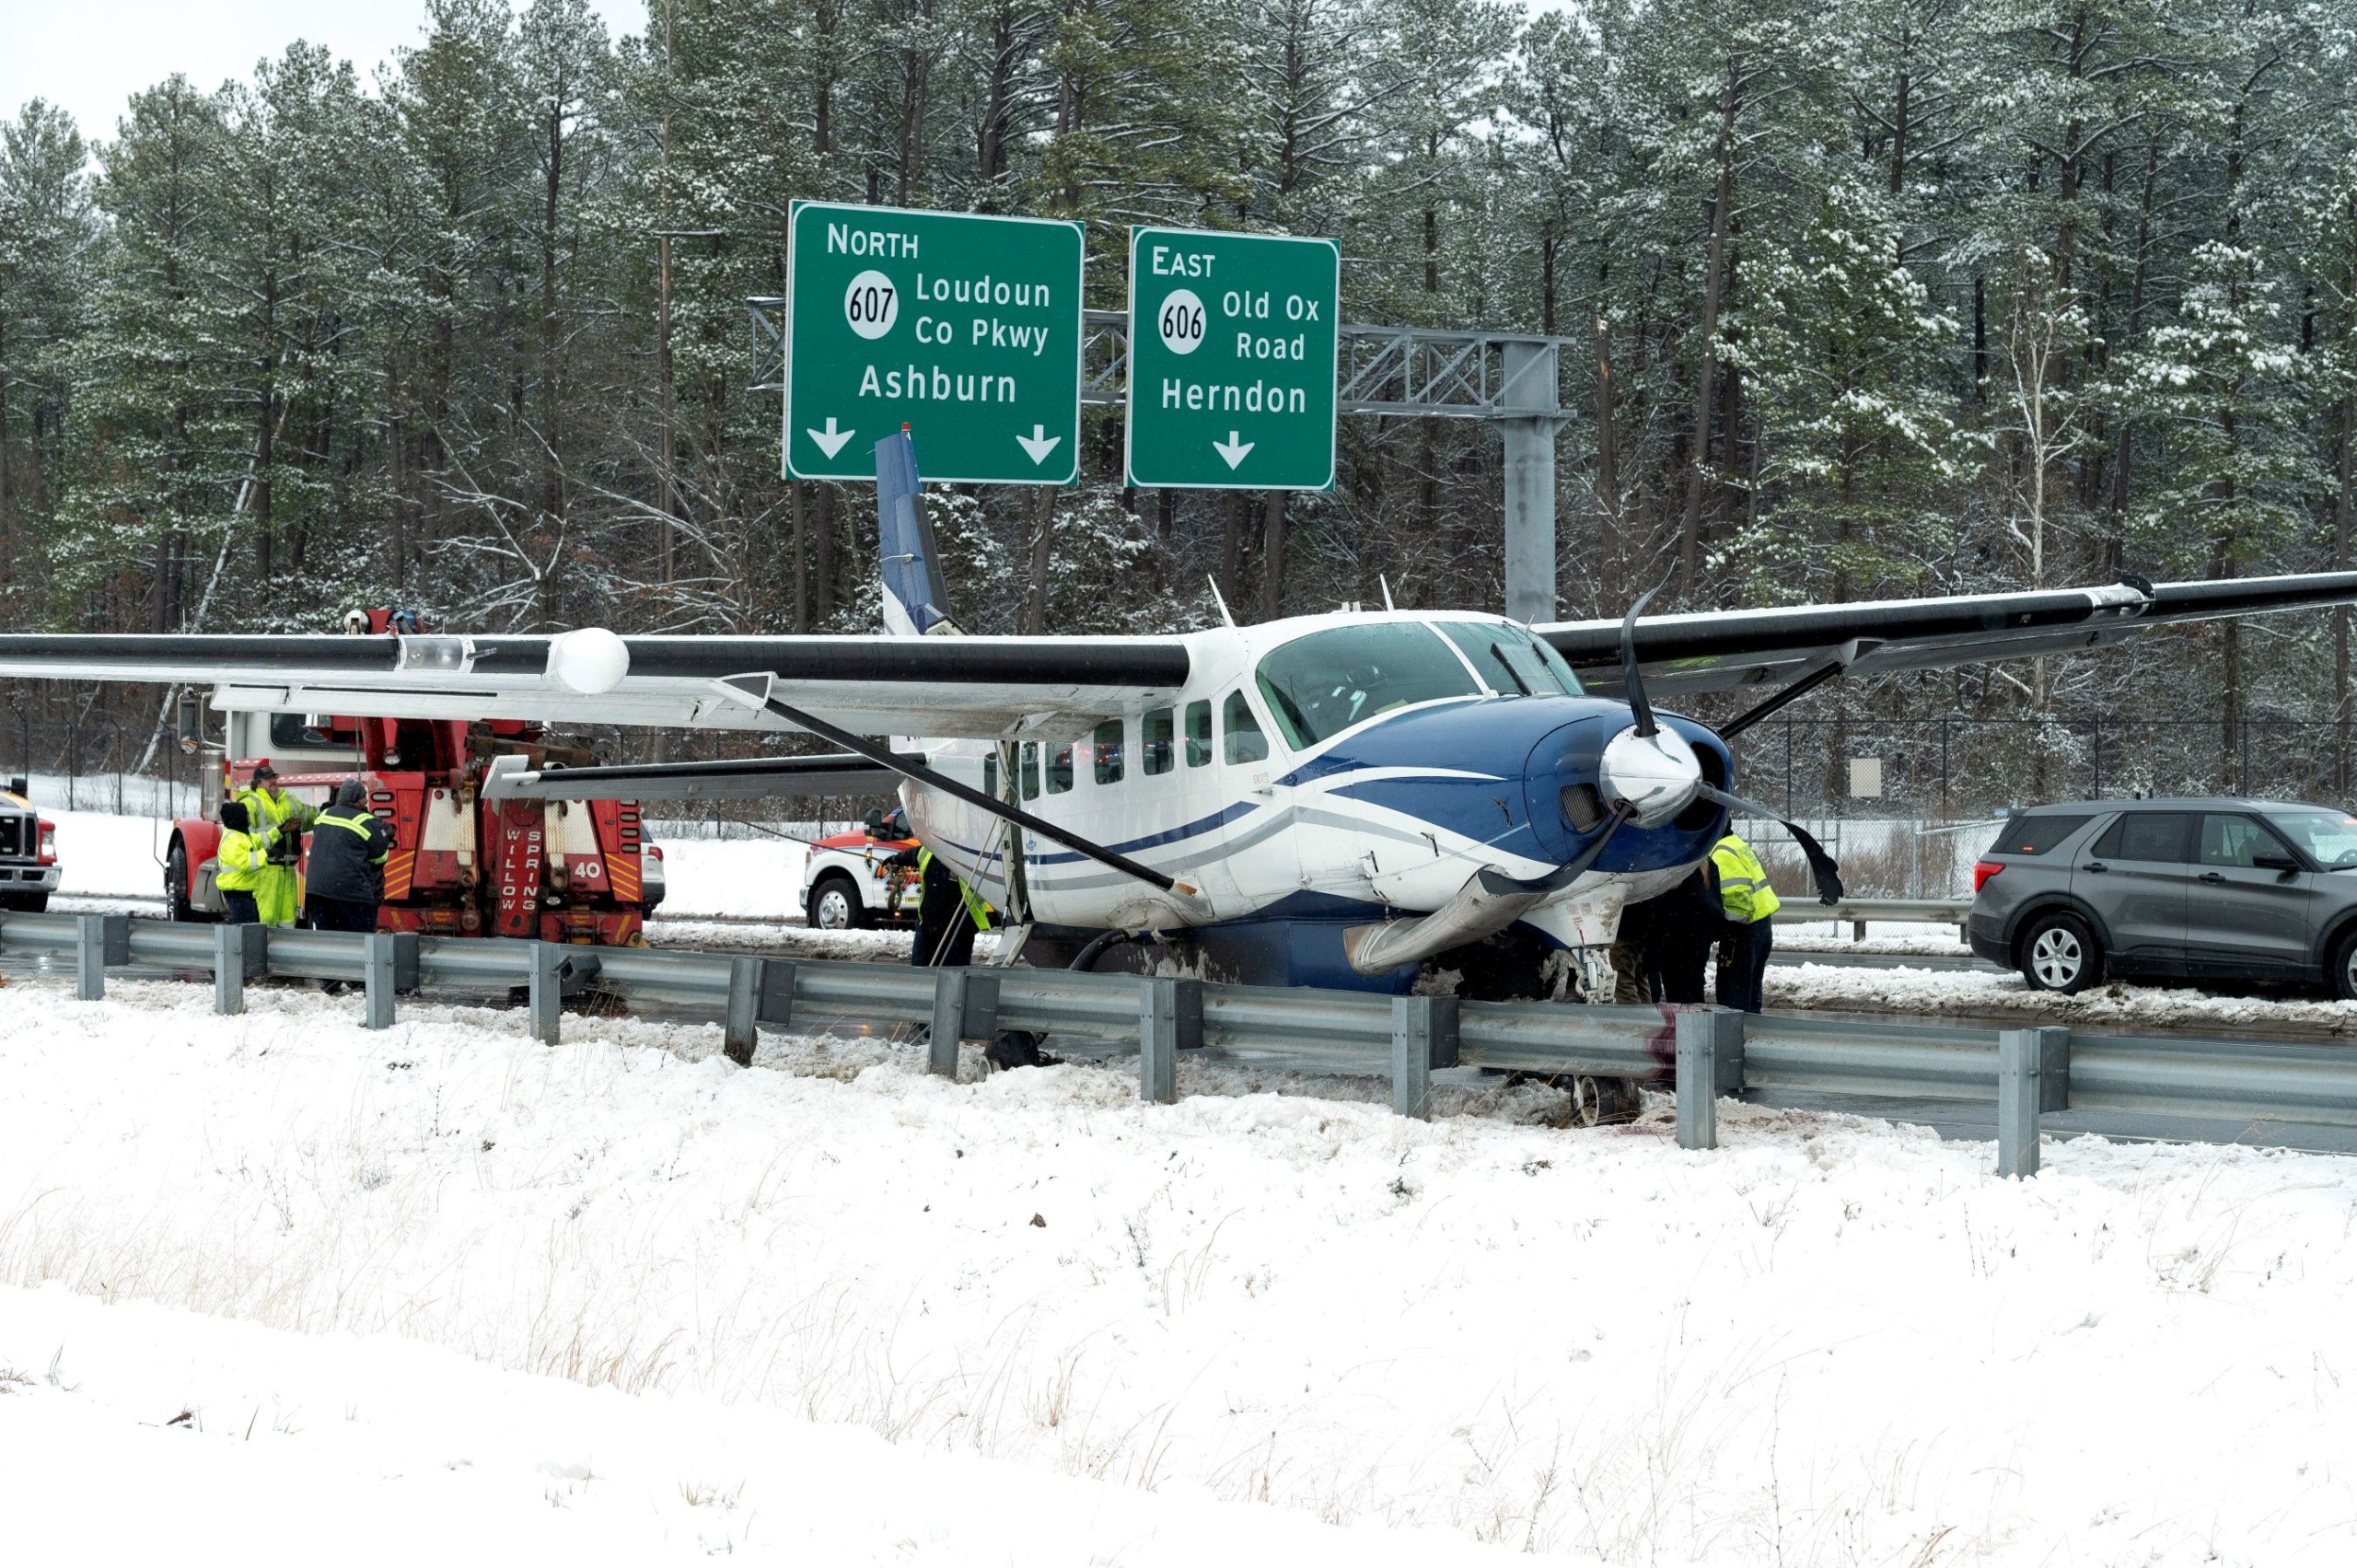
top-left (1, 977), bottom-right (2355, 1563)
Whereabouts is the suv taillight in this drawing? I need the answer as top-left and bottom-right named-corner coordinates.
top-left (1972, 861), bottom-right (2003, 892)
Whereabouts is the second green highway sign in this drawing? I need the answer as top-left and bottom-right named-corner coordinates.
top-left (784, 201), bottom-right (1082, 483)
top-left (1124, 226), bottom-right (1339, 490)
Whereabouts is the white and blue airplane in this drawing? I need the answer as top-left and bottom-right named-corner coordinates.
top-left (4, 430), bottom-right (2354, 997)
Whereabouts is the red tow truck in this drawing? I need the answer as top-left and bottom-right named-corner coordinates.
top-left (167, 615), bottom-right (662, 943)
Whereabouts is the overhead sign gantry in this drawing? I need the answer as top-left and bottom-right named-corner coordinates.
top-left (784, 201), bottom-right (1083, 484)
top-left (1122, 226), bottom-right (1339, 491)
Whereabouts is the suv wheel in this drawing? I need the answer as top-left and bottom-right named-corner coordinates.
top-left (2329, 928), bottom-right (2357, 1001)
top-left (807, 874), bottom-right (866, 931)
top-left (2019, 911), bottom-right (2101, 993)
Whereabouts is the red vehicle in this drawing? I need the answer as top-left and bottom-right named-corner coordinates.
top-left (167, 614), bottom-right (662, 944)
top-left (0, 775), bottom-right (60, 912)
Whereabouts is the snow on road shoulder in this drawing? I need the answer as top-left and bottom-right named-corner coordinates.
top-left (1771, 956), bottom-right (2357, 1035)
top-left (5, 978), bottom-right (2357, 1564)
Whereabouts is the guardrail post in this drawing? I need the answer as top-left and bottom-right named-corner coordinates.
top-left (1997, 1026), bottom-right (2068, 1177)
top-left (928, 970), bottom-right (965, 1077)
top-left (75, 913), bottom-right (127, 1001)
top-left (1675, 1007), bottom-right (1745, 1150)
top-left (1139, 977), bottom-right (1185, 1105)
top-left (724, 958), bottom-right (761, 1066)
top-left (528, 943), bottom-right (564, 1046)
top-left (1390, 994), bottom-right (1459, 1120)
top-left (758, 959), bottom-right (796, 1031)
top-left (213, 923), bottom-right (265, 1015)
top-left (361, 934), bottom-right (400, 1029)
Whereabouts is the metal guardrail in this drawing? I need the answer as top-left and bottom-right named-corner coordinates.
top-left (1772, 897), bottom-right (1971, 931)
top-left (2, 911), bottom-right (2349, 1168)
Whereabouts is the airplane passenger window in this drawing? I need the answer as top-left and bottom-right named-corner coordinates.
top-left (1046, 742), bottom-right (1074, 794)
top-left (1020, 742), bottom-right (1039, 801)
top-left (1143, 708), bottom-right (1174, 775)
top-left (1185, 701), bottom-right (1213, 767)
top-left (1436, 623), bottom-right (1582, 696)
top-left (1255, 623), bottom-right (1480, 749)
top-left (1094, 720), bottom-right (1125, 784)
top-left (1224, 690), bottom-right (1269, 763)
top-left (984, 755), bottom-right (998, 797)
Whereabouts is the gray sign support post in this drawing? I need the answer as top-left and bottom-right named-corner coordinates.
top-left (1499, 341), bottom-right (1562, 627)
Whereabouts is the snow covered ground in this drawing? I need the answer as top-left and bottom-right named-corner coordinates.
top-left (6, 978), bottom-right (2357, 1563)
top-left (48, 807), bottom-right (173, 900)
top-left (1771, 958), bottom-right (2357, 1038)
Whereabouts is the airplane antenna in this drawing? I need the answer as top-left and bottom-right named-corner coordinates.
top-left (1206, 575), bottom-right (1237, 629)
top-left (1379, 575), bottom-right (1396, 611)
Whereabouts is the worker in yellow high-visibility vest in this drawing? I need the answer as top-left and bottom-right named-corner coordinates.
top-left (234, 761), bottom-right (319, 927)
top-left (1706, 829), bottom-right (1781, 1013)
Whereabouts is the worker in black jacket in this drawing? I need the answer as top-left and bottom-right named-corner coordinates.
top-left (305, 779), bottom-right (393, 935)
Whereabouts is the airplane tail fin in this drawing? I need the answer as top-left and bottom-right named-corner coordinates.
top-left (875, 428), bottom-right (960, 637)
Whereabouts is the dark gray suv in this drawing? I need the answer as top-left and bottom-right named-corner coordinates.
top-left (1968, 798), bottom-right (2357, 995)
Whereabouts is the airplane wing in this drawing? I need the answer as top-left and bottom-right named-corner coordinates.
top-left (1540, 572), bottom-right (2357, 701)
top-left (478, 751), bottom-right (909, 802)
top-left (0, 631), bottom-right (1190, 740)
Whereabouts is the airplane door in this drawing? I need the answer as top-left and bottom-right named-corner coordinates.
top-left (2075, 810), bottom-right (2190, 977)
top-left (1213, 685), bottom-right (1299, 907)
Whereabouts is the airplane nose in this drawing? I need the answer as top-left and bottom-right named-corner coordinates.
top-left (1598, 722), bottom-right (1703, 827)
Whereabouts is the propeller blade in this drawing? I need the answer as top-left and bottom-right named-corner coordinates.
top-left (1475, 800), bottom-right (1639, 899)
top-left (1695, 783), bottom-right (1844, 903)
top-left (1619, 586), bottom-right (1660, 738)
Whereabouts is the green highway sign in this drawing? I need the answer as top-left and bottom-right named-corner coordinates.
top-left (1124, 226), bottom-right (1339, 490)
top-left (784, 201), bottom-right (1082, 484)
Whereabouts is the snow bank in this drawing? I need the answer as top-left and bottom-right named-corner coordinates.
top-left (48, 808), bottom-right (171, 899)
top-left (5, 980), bottom-right (2357, 1563)
top-left (0, 1283), bottom-right (1511, 1567)
top-left (1771, 958), bottom-right (2357, 1037)
top-left (647, 835), bottom-right (806, 920)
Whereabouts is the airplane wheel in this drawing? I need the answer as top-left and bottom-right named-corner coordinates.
top-left (1566, 1074), bottom-right (1604, 1128)
top-left (807, 875), bottom-right (867, 931)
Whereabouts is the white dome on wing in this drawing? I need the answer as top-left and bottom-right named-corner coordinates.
top-left (547, 627), bottom-right (631, 694)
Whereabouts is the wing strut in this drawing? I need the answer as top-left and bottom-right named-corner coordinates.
top-left (747, 691), bottom-right (1192, 901)
top-left (1716, 644), bottom-right (1875, 739)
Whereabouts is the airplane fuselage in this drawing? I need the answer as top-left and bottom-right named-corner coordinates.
top-left (900, 610), bottom-right (1736, 991)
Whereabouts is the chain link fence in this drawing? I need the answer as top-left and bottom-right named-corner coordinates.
top-left (1725, 714), bottom-right (2354, 822)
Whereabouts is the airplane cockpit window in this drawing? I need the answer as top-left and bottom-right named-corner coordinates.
top-left (1143, 709), bottom-right (1175, 775)
top-left (1020, 742), bottom-right (1040, 801)
top-left (1435, 622), bottom-right (1584, 696)
top-left (1094, 720), bottom-right (1125, 784)
top-left (1185, 700), bottom-right (1213, 766)
top-left (1254, 623), bottom-right (1480, 749)
top-left (1046, 741), bottom-right (1075, 794)
top-left (1223, 690), bottom-right (1269, 763)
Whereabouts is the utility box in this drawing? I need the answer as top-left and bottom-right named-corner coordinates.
top-left (1848, 757), bottom-right (1884, 798)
